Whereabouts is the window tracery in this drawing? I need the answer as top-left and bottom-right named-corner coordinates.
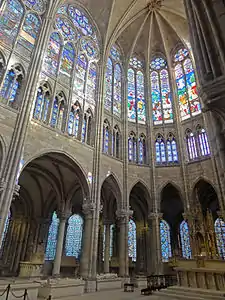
top-left (65, 214), bottom-right (83, 259)
top-left (150, 57), bottom-right (173, 125)
top-left (128, 132), bottom-right (137, 163)
top-left (103, 120), bottom-right (110, 154)
top-left (68, 102), bottom-right (80, 137)
top-left (104, 46), bottom-right (122, 117)
top-left (196, 125), bottom-right (210, 157)
top-left (155, 134), bottom-right (166, 164)
top-left (128, 218), bottom-right (136, 262)
top-left (50, 92), bottom-right (66, 131)
top-left (127, 57), bottom-right (146, 123)
top-left (180, 220), bottom-right (192, 259)
top-left (160, 219), bottom-right (172, 262)
top-left (112, 125), bottom-right (120, 159)
top-left (186, 129), bottom-right (198, 160)
top-left (33, 82), bottom-right (51, 121)
top-left (139, 134), bottom-right (146, 164)
top-left (45, 211), bottom-right (59, 261)
top-left (167, 133), bottom-right (178, 163)
top-left (215, 218), bottom-right (225, 259)
top-left (174, 48), bottom-right (201, 121)
top-left (0, 64), bottom-right (24, 108)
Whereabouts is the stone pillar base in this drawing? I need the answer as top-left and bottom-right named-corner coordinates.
top-left (84, 279), bottom-right (97, 293)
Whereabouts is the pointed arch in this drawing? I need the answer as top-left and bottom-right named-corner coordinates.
top-left (101, 173), bottom-right (122, 206)
top-left (33, 82), bottom-right (52, 122)
top-left (50, 91), bottom-right (67, 131)
top-left (68, 101), bottom-right (81, 138)
top-left (155, 133), bottom-right (166, 164)
top-left (65, 214), bottom-right (83, 259)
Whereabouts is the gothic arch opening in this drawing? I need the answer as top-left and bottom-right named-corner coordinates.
top-left (1, 152), bottom-right (89, 276)
top-left (129, 182), bottom-right (150, 275)
top-left (160, 183), bottom-right (184, 259)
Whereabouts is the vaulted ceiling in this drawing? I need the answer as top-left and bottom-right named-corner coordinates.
top-left (55, 0), bottom-right (190, 61)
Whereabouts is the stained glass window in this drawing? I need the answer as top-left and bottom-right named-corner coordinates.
top-left (87, 63), bottom-right (97, 105)
top-left (167, 135), bottom-right (178, 163)
top-left (104, 58), bottom-right (113, 111)
top-left (65, 214), bottom-right (83, 259)
top-left (104, 46), bottom-right (122, 116)
top-left (0, 0), bottom-right (24, 46)
top-left (33, 86), bottom-right (50, 121)
top-left (24, 0), bottom-right (46, 14)
top-left (82, 116), bottom-right (87, 143)
top-left (215, 218), bottom-right (225, 259)
top-left (180, 220), bottom-right (192, 259)
top-left (74, 54), bottom-right (87, 98)
top-left (174, 48), bottom-right (201, 121)
top-left (103, 121), bottom-right (109, 154)
top-left (186, 130), bottom-right (198, 160)
top-left (50, 96), bottom-right (65, 130)
top-left (44, 32), bottom-right (62, 76)
top-left (68, 103), bottom-right (80, 137)
top-left (0, 69), bottom-right (20, 104)
top-left (198, 128), bottom-right (210, 156)
top-left (139, 135), bottom-right (146, 164)
top-left (128, 133), bottom-right (137, 162)
top-left (0, 211), bottom-right (10, 250)
top-left (18, 13), bottom-right (41, 55)
top-left (60, 42), bottom-right (75, 77)
top-left (102, 224), bottom-right (114, 261)
top-left (128, 219), bottom-right (136, 262)
top-left (150, 57), bottom-right (173, 125)
top-left (113, 126), bottom-right (120, 158)
top-left (160, 219), bottom-right (172, 262)
top-left (127, 68), bottom-right (136, 122)
top-left (45, 212), bottom-right (59, 261)
top-left (137, 71), bottom-right (146, 123)
top-left (55, 17), bottom-right (76, 41)
top-left (113, 64), bottom-right (122, 116)
top-left (155, 135), bottom-right (166, 164)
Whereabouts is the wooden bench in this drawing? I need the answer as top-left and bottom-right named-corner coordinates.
top-left (124, 283), bottom-right (134, 292)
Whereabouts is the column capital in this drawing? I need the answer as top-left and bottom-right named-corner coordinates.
top-left (103, 219), bottom-right (114, 226)
top-left (116, 209), bottom-right (133, 221)
top-left (200, 76), bottom-right (225, 108)
top-left (148, 212), bottom-right (163, 220)
top-left (82, 202), bottom-right (95, 216)
top-left (57, 210), bottom-right (71, 221)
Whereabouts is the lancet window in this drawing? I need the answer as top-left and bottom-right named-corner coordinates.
top-left (128, 218), bottom-right (136, 262)
top-left (160, 219), bottom-right (172, 262)
top-left (180, 220), bottom-right (192, 259)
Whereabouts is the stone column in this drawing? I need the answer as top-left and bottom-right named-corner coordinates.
top-left (13, 218), bottom-right (26, 273)
top-left (52, 211), bottom-right (70, 277)
top-left (148, 212), bottom-right (163, 275)
top-left (116, 209), bottom-right (132, 277)
top-left (104, 222), bottom-right (111, 274)
top-left (80, 203), bottom-right (94, 278)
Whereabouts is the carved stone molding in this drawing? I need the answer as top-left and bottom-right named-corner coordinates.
top-left (116, 209), bottom-right (133, 221)
top-left (82, 202), bottom-right (95, 216)
top-left (148, 212), bottom-right (163, 220)
top-left (148, 0), bottom-right (162, 12)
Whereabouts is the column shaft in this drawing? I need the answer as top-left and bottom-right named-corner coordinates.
top-left (104, 224), bottom-right (110, 273)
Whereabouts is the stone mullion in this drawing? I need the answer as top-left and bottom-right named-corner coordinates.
top-left (0, 2), bottom-right (55, 238)
top-left (21, 221), bottom-right (30, 262)
top-left (13, 219), bottom-right (27, 273)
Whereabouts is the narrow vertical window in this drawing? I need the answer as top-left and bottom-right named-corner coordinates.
top-left (68, 103), bottom-right (80, 137)
top-left (186, 130), bottom-right (198, 160)
top-left (113, 64), bottom-right (122, 116)
top-left (160, 219), bottom-right (172, 262)
top-left (45, 212), bottom-right (59, 261)
top-left (103, 121), bottom-right (110, 154)
top-left (215, 218), bottom-right (225, 259)
top-left (82, 115), bottom-right (87, 143)
top-left (128, 219), bottom-right (136, 262)
top-left (104, 58), bottom-right (113, 112)
top-left (155, 134), bottom-right (166, 164)
top-left (127, 68), bottom-right (136, 122)
top-left (167, 134), bottom-right (178, 163)
top-left (197, 127), bottom-right (210, 156)
top-left (128, 133), bottom-right (137, 162)
top-left (65, 214), bottom-right (83, 259)
top-left (139, 134), bottom-right (146, 164)
top-left (180, 220), bottom-right (192, 259)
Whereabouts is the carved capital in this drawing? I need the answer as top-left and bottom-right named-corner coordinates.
top-left (57, 210), bottom-right (71, 221)
top-left (82, 202), bottom-right (95, 217)
top-left (148, 212), bottom-right (163, 220)
top-left (116, 209), bottom-right (133, 221)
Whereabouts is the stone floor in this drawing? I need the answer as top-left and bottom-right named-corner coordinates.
top-left (73, 289), bottom-right (160, 300)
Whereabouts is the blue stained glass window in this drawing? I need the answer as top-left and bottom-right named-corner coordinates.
top-left (33, 87), bottom-right (49, 121)
top-left (68, 104), bottom-right (80, 137)
top-left (60, 42), bottom-right (75, 77)
top-left (55, 17), bottom-right (76, 41)
top-left (103, 125), bottom-right (109, 154)
top-left (0, 0), bottom-right (24, 46)
top-left (24, 0), bottom-right (46, 14)
top-left (180, 220), bottom-right (192, 259)
top-left (18, 13), bottom-right (41, 54)
top-left (155, 136), bottom-right (166, 164)
top-left (0, 70), bottom-right (19, 104)
top-left (45, 212), bottom-right (59, 261)
top-left (102, 224), bottom-right (114, 261)
top-left (128, 135), bottom-right (137, 162)
top-left (167, 137), bottom-right (178, 163)
top-left (198, 128), bottom-right (210, 156)
top-left (87, 63), bottom-right (97, 105)
top-left (65, 214), bottom-right (83, 259)
top-left (82, 117), bottom-right (87, 143)
top-left (104, 58), bottom-right (113, 111)
top-left (215, 218), bottom-right (225, 259)
top-left (160, 219), bottom-right (172, 262)
top-left (127, 68), bottom-right (136, 122)
top-left (44, 32), bottom-right (61, 76)
top-left (0, 211), bottom-right (10, 250)
top-left (139, 136), bottom-right (146, 164)
top-left (128, 219), bottom-right (136, 262)
top-left (74, 54), bottom-right (87, 97)
top-left (50, 97), bottom-right (64, 130)
top-left (187, 131), bottom-right (198, 160)
top-left (113, 64), bottom-right (122, 116)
